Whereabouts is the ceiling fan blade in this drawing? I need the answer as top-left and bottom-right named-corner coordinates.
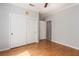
top-left (44, 3), bottom-right (48, 8)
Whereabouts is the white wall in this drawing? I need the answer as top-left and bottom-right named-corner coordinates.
top-left (40, 21), bottom-right (46, 39)
top-left (0, 4), bottom-right (10, 51)
top-left (46, 4), bottom-right (79, 49)
top-left (0, 3), bottom-right (39, 51)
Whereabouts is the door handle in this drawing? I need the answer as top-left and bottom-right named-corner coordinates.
top-left (11, 33), bottom-right (13, 35)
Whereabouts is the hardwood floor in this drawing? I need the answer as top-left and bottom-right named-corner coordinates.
top-left (0, 39), bottom-right (79, 56)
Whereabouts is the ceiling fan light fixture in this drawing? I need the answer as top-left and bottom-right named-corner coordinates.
top-left (29, 3), bottom-right (34, 6)
top-left (44, 3), bottom-right (48, 8)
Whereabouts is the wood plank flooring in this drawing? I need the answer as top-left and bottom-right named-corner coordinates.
top-left (0, 40), bottom-right (79, 56)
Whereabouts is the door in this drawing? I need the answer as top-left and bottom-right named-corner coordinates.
top-left (46, 21), bottom-right (52, 40)
top-left (26, 19), bottom-right (38, 44)
top-left (39, 21), bottom-right (46, 40)
top-left (10, 13), bottom-right (26, 48)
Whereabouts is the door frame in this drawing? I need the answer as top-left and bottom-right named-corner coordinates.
top-left (46, 21), bottom-right (52, 41)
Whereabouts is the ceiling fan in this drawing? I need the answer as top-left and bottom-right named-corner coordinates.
top-left (44, 3), bottom-right (48, 8)
top-left (29, 3), bottom-right (34, 6)
top-left (29, 3), bottom-right (48, 8)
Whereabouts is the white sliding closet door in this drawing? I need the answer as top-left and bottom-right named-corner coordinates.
top-left (10, 13), bottom-right (26, 48)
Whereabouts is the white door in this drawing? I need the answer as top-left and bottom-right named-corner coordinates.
top-left (26, 18), bottom-right (38, 44)
top-left (10, 13), bottom-right (26, 48)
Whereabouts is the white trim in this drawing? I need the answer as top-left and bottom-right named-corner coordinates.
top-left (39, 38), bottom-right (46, 40)
top-left (51, 40), bottom-right (79, 50)
top-left (35, 40), bottom-right (39, 43)
top-left (0, 48), bottom-right (10, 51)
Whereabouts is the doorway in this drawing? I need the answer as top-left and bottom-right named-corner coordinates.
top-left (46, 21), bottom-right (52, 41)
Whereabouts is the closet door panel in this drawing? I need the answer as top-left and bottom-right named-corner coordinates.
top-left (26, 18), bottom-right (38, 44)
top-left (10, 13), bottom-right (26, 48)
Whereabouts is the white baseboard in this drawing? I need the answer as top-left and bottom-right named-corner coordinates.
top-left (0, 48), bottom-right (10, 51)
top-left (35, 40), bottom-right (39, 43)
top-left (51, 40), bottom-right (79, 50)
top-left (40, 39), bottom-right (46, 40)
